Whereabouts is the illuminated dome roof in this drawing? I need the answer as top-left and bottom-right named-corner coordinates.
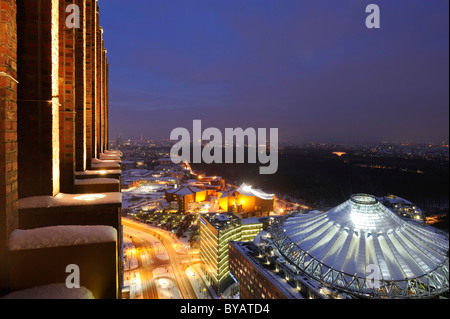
top-left (236, 183), bottom-right (274, 200)
top-left (269, 194), bottom-right (449, 298)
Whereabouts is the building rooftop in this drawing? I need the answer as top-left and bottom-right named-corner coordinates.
top-left (201, 213), bottom-right (241, 231)
top-left (230, 241), bottom-right (303, 299)
top-left (236, 184), bottom-right (275, 200)
top-left (165, 185), bottom-right (205, 196)
top-left (268, 194), bottom-right (449, 298)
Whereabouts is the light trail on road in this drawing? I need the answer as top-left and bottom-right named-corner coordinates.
top-left (123, 218), bottom-right (199, 299)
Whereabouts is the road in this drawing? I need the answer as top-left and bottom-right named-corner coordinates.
top-left (123, 218), bottom-right (200, 299)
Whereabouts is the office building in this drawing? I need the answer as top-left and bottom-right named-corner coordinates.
top-left (199, 212), bottom-right (263, 295)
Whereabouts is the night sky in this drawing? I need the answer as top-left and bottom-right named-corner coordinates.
top-left (99, 0), bottom-right (449, 143)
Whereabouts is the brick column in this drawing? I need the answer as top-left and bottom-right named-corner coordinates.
top-left (58, 0), bottom-right (75, 193)
top-left (17, 0), bottom-right (60, 198)
top-left (101, 45), bottom-right (106, 154)
top-left (0, 0), bottom-right (18, 294)
top-left (105, 61), bottom-right (109, 151)
top-left (74, 0), bottom-right (86, 172)
top-left (90, 1), bottom-right (99, 161)
top-left (85, 0), bottom-right (96, 169)
top-left (95, 23), bottom-right (102, 157)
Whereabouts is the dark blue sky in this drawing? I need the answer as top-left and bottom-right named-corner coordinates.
top-left (99, 0), bottom-right (449, 143)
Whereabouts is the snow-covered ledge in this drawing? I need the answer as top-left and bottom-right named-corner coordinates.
top-left (74, 178), bottom-right (121, 194)
top-left (91, 161), bottom-right (121, 170)
top-left (18, 192), bottom-right (122, 210)
top-left (1, 283), bottom-right (95, 299)
top-left (99, 153), bottom-right (121, 161)
top-left (92, 158), bottom-right (121, 164)
top-left (8, 226), bottom-right (118, 299)
top-left (17, 193), bottom-right (122, 232)
top-left (8, 225), bottom-right (117, 251)
top-left (74, 169), bottom-right (122, 181)
top-left (104, 150), bottom-right (121, 155)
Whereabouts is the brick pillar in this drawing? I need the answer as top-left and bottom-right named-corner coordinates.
top-left (90, 1), bottom-right (98, 161)
top-left (105, 61), bottom-right (109, 151)
top-left (85, 0), bottom-right (96, 169)
top-left (58, 0), bottom-right (75, 193)
top-left (0, 0), bottom-right (18, 294)
top-left (17, 0), bottom-right (60, 198)
top-left (101, 45), bottom-right (106, 154)
top-left (74, 0), bottom-right (86, 172)
top-left (95, 23), bottom-right (102, 157)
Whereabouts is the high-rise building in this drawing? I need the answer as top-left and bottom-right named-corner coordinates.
top-left (0, 0), bottom-right (121, 299)
top-left (199, 212), bottom-right (263, 295)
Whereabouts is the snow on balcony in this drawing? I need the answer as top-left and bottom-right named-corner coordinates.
top-left (1, 284), bottom-right (95, 299)
top-left (74, 178), bottom-right (120, 185)
top-left (18, 192), bottom-right (122, 209)
top-left (8, 225), bottom-right (117, 251)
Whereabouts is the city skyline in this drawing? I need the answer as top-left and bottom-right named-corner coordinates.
top-left (1, 0), bottom-right (448, 302)
top-left (100, 0), bottom-right (449, 143)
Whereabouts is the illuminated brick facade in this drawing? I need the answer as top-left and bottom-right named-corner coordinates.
top-left (74, 0), bottom-right (86, 172)
top-left (0, 0), bottom-right (119, 298)
top-left (59, 0), bottom-right (76, 193)
top-left (0, 0), bottom-right (18, 294)
top-left (17, 0), bottom-right (61, 198)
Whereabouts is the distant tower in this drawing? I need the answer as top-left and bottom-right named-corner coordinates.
top-left (116, 133), bottom-right (122, 147)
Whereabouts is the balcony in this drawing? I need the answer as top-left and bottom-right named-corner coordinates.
top-left (74, 178), bottom-right (120, 194)
top-left (7, 225), bottom-right (118, 299)
top-left (17, 192), bottom-right (122, 231)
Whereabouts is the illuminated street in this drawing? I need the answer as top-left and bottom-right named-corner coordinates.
top-left (122, 218), bottom-right (208, 299)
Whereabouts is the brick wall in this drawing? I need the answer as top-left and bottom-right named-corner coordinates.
top-left (89, 0), bottom-right (97, 161)
top-left (105, 62), bottom-right (109, 150)
top-left (0, 0), bottom-right (18, 293)
top-left (85, 0), bottom-right (96, 169)
top-left (17, 0), bottom-right (60, 198)
top-left (58, 0), bottom-right (76, 193)
top-left (74, 0), bottom-right (86, 172)
top-left (95, 22), bottom-right (101, 157)
top-left (102, 47), bottom-right (106, 152)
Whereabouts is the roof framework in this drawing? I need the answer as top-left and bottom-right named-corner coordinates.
top-left (269, 194), bottom-right (449, 299)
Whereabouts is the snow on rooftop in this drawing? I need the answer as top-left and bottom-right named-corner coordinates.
top-left (215, 214), bottom-right (229, 222)
top-left (8, 225), bottom-right (117, 251)
top-left (237, 183), bottom-right (274, 200)
top-left (1, 284), bottom-right (95, 299)
top-left (18, 192), bottom-right (122, 209)
top-left (241, 217), bottom-right (263, 225)
top-left (219, 192), bottom-right (229, 198)
top-left (166, 185), bottom-right (205, 196)
top-left (383, 195), bottom-right (414, 205)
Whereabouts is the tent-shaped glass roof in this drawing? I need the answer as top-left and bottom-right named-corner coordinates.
top-left (268, 194), bottom-right (449, 298)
